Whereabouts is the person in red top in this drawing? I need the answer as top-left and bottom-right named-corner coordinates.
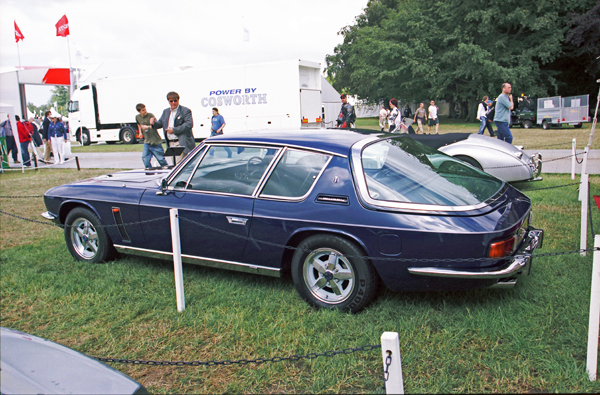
top-left (16, 115), bottom-right (31, 167)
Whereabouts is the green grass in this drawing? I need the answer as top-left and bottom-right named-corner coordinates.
top-left (1, 170), bottom-right (600, 393)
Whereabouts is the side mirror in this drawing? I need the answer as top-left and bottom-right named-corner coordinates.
top-left (156, 178), bottom-right (169, 196)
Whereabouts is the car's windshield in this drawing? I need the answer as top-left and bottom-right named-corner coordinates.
top-left (359, 136), bottom-right (504, 207)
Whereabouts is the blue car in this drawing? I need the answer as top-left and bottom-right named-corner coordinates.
top-left (42, 129), bottom-right (543, 312)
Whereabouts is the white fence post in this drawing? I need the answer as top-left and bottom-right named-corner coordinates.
top-left (581, 174), bottom-right (589, 256)
top-left (170, 208), bottom-right (186, 312)
top-left (587, 235), bottom-right (600, 381)
top-left (581, 147), bottom-right (590, 178)
top-left (572, 138), bottom-right (576, 180)
top-left (381, 332), bottom-right (404, 394)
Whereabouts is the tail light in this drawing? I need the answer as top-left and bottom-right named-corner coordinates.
top-left (489, 236), bottom-right (517, 258)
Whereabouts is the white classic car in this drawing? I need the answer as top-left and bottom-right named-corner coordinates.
top-left (410, 133), bottom-right (542, 182)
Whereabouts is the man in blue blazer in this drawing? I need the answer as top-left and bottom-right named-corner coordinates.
top-left (151, 91), bottom-right (195, 159)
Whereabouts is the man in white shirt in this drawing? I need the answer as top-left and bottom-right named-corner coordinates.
top-left (428, 100), bottom-right (439, 134)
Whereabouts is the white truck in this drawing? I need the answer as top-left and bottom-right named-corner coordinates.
top-left (67, 60), bottom-right (323, 145)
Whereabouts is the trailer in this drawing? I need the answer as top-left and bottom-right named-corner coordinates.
top-left (537, 95), bottom-right (590, 129)
top-left (67, 60), bottom-right (323, 145)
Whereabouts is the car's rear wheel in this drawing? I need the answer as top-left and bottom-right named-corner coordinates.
top-left (64, 207), bottom-right (116, 263)
top-left (291, 235), bottom-right (378, 313)
top-left (454, 155), bottom-right (483, 170)
top-left (523, 120), bottom-right (533, 129)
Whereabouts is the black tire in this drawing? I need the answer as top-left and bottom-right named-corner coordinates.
top-left (120, 127), bottom-right (137, 144)
top-left (523, 120), bottom-right (533, 129)
top-left (291, 234), bottom-right (378, 313)
top-left (574, 123), bottom-right (582, 129)
top-left (542, 120), bottom-right (549, 130)
top-left (454, 155), bottom-right (483, 170)
top-left (64, 207), bottom-right (116, 263)
top-left (77, 128), bottom-right (91, 146)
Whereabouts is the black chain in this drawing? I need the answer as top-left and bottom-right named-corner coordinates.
top-left (381, 351), bottom-right (392, 394)
top-left (93, 344), bottom-right (381, 367)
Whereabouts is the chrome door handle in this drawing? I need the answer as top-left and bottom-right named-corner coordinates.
top-left (226, 216), bottom-right (248, 225)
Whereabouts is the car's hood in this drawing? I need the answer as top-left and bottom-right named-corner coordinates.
top-left (73, 169), bottom-right (169, 188)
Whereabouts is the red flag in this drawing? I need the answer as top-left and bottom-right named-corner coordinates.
top-left (55, 15), bottom-right (70, 37)
top-left (14, 21), bottom-right (24, 42)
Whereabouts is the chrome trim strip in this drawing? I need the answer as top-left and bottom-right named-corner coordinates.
top-left (41, 211), bottom-right (57, 220)
top-left (205, 140), bottom-right (347, 159)
top-left (113, 244), bottom-right (281, 278)
top-left (350, 136), bottom-right (500, 212)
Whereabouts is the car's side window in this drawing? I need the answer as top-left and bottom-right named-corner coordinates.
top-left (261, 149), bottom-right (330, 198)
top-left (185, 146), bottom-right (278, 195)
top-left (169, 149), bottom-right (204, 189)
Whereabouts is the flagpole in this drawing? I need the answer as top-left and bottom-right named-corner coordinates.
top-left (66, 36), bottom-right (73, 97)
top-left (16, 42), bottom-right (22, 68)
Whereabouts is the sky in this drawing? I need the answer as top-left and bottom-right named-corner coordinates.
top-left (0, 0), bottom-right (368, 105)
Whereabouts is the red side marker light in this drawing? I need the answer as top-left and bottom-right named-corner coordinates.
top-left (489, 236), bottom-right (516, 258)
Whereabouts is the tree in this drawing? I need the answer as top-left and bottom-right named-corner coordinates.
top-left (326, 0), bottom-right (598, 120)
top-left (48, 86), bottom-right (70, 116)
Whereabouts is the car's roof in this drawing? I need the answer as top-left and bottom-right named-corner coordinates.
top-left (204, 128), bottom-right (385, 156)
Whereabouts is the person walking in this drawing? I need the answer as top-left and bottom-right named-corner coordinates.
top-left (1, 115), bottom-right (19, 164)
top-left (379, 106), bottom-right (388, 131)
top-left (336, 94), bottom-right (355, 129)
top-left (403, 104), bottom-right (412, 119)
top-left (151, 91), bottom-right (195, 161)
top-left (15, 115), bottom-right (31, 167)
top-left (494, 83), bottom-right (514, 144)
top-left (388, 98), bottom-right (401, 133)
top-left (136, 103), bottom-right (168, 169)
top-left (48, 111), bottom-right (66, 164)
top-left (477, 96), bottom-right (489, 135)
top-left (41, 110), bottom-right (52, 163)
top-left (210, 107), bottom-right (231, 158)
top-left (484, 100), bottom-right (496, 137)
top-left (427, 100), bottom-right (439, 134)
top-left (413, 102), bottom-right (427, 134)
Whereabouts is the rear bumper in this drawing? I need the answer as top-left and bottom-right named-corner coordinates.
top-left (408, 228), bottom-right (543, 280)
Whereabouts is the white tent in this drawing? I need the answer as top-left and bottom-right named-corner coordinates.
top-left (321, 77), bottom-right (342, 127)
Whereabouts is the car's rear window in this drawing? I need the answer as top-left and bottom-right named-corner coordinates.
top-left (359, 136), bottom-right (504, 207)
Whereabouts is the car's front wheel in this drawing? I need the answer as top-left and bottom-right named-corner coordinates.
top-left (64, 207), bottom-right (116, 263)
top-left (291, 235), bottom-right (378, 313)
